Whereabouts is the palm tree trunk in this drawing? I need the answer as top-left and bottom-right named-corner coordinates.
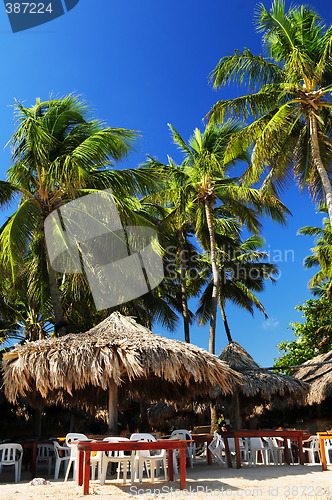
top-left (219, 298), bottom-right (233, 343)
top-left (210, 405), bottom-right (218, 434)
top-left (179, 231), bottom-right (190, 343)
top-left (205, 203), bottom-right (219, 355)
top-left (45, 252), bottom-right (67, 336)
top-left (309, 112), bottom-right (332, 226)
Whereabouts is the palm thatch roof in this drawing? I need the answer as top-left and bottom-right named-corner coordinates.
top-left (294, 350), bottom-right (332, 405)
top-left (2, 312), bottom-right (241, 409)
top-left (213, 341), bottom-right (307, 400)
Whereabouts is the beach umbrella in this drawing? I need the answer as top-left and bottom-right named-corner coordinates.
top-left (212, 342), bottom-right (308, 429)
top-left (2, 312), bottom-right (241, 433)
top-left (295, 350), bottom-right (332, 405)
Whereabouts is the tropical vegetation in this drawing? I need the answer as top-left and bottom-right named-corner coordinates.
top-left (145, 122), bottom-right (289, 354)
top-left (207, 0), bottom-right (332, 228)
top-left (0, 95), bottom-right (159, 338)
top-left (274, 297), bottom-right (332, 373)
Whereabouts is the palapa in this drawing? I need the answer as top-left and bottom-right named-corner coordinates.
top-left (212, 341), bottom-right (308, 429)
top-left (294, 350), bottom-right (332, 405)
top-left (2, 312), bottom-right (241, 432)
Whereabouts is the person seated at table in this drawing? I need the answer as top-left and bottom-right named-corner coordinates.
top-left (217, 414), bottom-right (228, 433)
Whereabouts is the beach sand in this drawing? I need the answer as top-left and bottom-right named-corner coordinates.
top-left (1, 460), bottom-right (332, 500)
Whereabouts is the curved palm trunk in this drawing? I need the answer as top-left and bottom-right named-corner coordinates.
top-left (205, 203), bottom-right (220, 434)
top-left (45, 252), bottom-right (67, 336)
top-left (205, 203), bottom-right (219, 355)
top-left (309, 113), bottom-right (332, 226)
top-left (179, 231), bottom-right (190, 343)
top-left (219, 298), bottom-right (233, 343)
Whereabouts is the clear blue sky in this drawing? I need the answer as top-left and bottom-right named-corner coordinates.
top-left (0, 0), bottom-right (330, 366)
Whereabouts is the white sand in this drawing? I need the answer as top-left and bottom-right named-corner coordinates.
top-left (1, 461), bottom-right (332, 500)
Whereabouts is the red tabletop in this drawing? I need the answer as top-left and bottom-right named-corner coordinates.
top-left (77, 439), bottom-right (191, 495)
top-left (220, 430), bottom-right (306, 468)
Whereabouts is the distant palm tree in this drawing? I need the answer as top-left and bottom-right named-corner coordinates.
top-left (196, 234), bottom-right (278, 343)
top-left (0, 95), bottom-right (157, 335)
top-left (207, 0), bottom-right (332, 225)
top-left (142, 158), bottom-right (200, 342)
top-left (298, 207), bottom-right (332, 296)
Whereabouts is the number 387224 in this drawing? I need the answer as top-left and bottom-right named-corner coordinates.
top-left (5, 3), bottom-right (53, 14)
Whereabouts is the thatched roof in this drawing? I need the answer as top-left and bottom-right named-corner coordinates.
top-left (294, 350), bottom-right (332, 405)
top-left (212, 341), bottom-right (307, 400)
top-left (2, 312), bottom-right (241, 408)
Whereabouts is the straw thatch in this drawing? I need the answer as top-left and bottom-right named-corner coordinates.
top-left (214, 341), bottom-right (307, 399)
top-left (294, 350), bottom-right (332, 405)
top-left (211, 342), bottom-right (308, 429)
top-left (2, 312), bottom-right (241, 408)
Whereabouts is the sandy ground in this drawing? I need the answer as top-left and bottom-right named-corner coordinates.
top-left (1, 460), bottom-right (332, 500)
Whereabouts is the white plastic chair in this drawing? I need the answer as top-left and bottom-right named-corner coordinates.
top-left (170, 429), bottom-right (195, 468)
top-left (248, 438), bottom-right (270, 466)
top-left (100, 437), bottom-right (134, 485)
top-left (263, 437), bottom-right (284, 465)
top-left (130, 433), bottom-right (167, 485)
top-left (208, 432), bottom-right (226, 467)
top-left (226, 437), bottom-right (250, 463)
top-left (53, 441), bottom-right (70, 479)
top-left (303, 436), bottom-right (321, 464)
top-left (65, 433), bottom-right (89, 482)
top-left (36, 443), bottom-right (54, 476)
top-left (0, 443), bottom-right (23, 483)
top-left (324, 439), bottom-right (332, 465)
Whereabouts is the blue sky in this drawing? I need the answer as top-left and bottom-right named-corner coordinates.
top-left (0, 0), bottom-right (330, 366)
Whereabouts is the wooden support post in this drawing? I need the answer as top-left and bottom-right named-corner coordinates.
top-left (108, 380), bottom-right (118, 434)
top-left (233, 392), bottom-right (241, 430)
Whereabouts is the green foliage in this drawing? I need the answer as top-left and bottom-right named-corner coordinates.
top-left (274, 298), bottom-right (332, 373)
top-left (207, 0), bottom-right (332, 211)
top-left (298, 206), bottom-right (332, 295)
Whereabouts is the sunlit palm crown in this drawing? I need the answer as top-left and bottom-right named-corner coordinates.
top-left (207, 0), bottom-right (332, 203)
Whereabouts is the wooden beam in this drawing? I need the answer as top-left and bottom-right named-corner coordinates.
top-left (108, 380), bottom-right (118, 434)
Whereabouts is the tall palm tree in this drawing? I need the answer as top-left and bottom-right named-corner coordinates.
top-left (168, 122), bottom-right (289, 355)
top-left (207, 1), bottom-right (332, 226)
top-left (196, 235), bottom-right (278, 343)
top-left (0, 95), bottom-right (158, 335)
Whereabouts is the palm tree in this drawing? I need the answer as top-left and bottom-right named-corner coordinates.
top-left (207, 1), bottom-right (332, 226)
top-left (298, 207), bottom-right (332, 296)
top-left (168, 122), bottom-right (289, 355)
top-left (0, 95), bottom-right (158, 335)
top-left (142, 158), bottom-right (201, 342)
top-left (196, 234), bottom-right (278, 343)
